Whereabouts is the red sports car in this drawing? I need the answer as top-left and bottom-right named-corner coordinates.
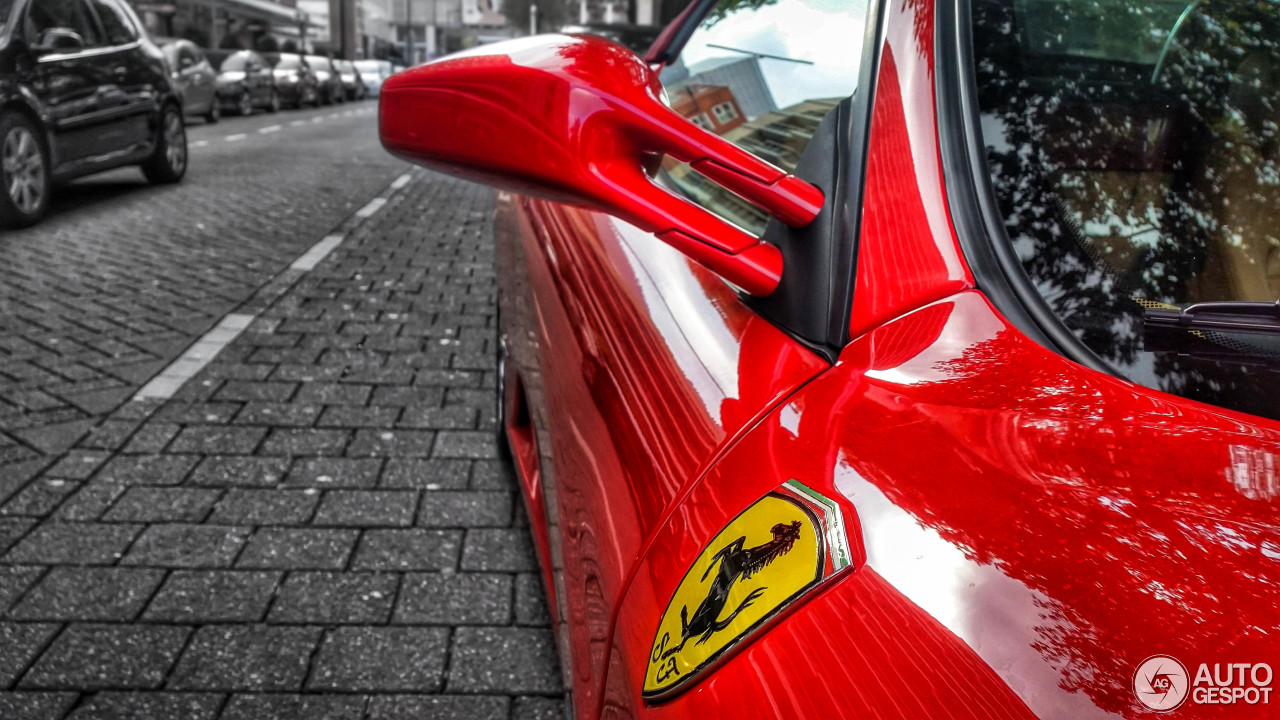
top-left (381, 0), bottom-right (1280, 716)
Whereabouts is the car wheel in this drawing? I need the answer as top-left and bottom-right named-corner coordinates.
top-left (268, 92), bottom-right (280, 113)
top-left (141, 104), bottom-right (187, 184)
top-left (205, 101), bottom-right (220, 124)
top-left (0, 113), bottom-right (51, 229)
top-left (238, 91), bottom-right (253, 116)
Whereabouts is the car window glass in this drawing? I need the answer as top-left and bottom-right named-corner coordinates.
top-left (25, 0), bottom-right (102, 48)
top-left (275, 55), bottom-right (303, 70)
top-left (657, 0), bottom-right (868, 235)
top-left (306, 57), bottom-right (329, 71)
top-left (85, 0), bottom-right (136, 45)
top-left (221, 54), bottom-right (249, 72)
top-left (970, 0), bottom-right (1280, 421)
top-left (0, 0), bottom-right (13, 36)
top-left (179, 46), bottom-right (197, 68)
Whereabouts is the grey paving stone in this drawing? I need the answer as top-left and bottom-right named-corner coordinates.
top-left (189, 456), bottom-right (291, 487)
top-left (8, 568), bottom-right (164, 622)
top-left (366, 695), bottom-right (509, 720)
top-left (120, 423), bottom-right (181, 454)
top-left (65, 691), bottom-right (223, 720)
top-left (0, 518), bottom-right (35, 555)
top-left (236, 528), bottom-right (359, 570)
top-left (317, 406), bottom-right (401, 428)
top-left (419, 491), bottom-right (512, 527)
top-left (350, 529), bottom-right (461, 571)
top-left (153, 402), bottom-right (241, 425)
top-left (294, 383), bottom-right (371, 406)
top-left (234, 402), bottom-right (323, 427)
top-left (470, 460), bottom-right (517, 490)
top-left (0, 567), bottom-right (43, 615)
top-left (515, 573), bottom-right (552, 626)
top-left (103, 487), bottom-right (221, 523)
top-left (220, 693), bottom-right (367, 720)
top-left (461, 528), bottom-right (538, 573)
top-left (434, 431), bottom-right (499, 459)
top-left (448, 627), bottom-right (563, 694)
top-left (372, 385), bottom-right (443, 407)
top-left (313, 490), bottom-right (417, 527)
top-left (143, 570), bottom-right (281, 622)
top-left (0, 691), bottom-right (77, 720)
top-left (22, 624), bottom-right (188, 690)
top-left (260, 428), bottom-right (351, 456)
top-left (286, 458), bottom-right (381, 488)
top-left (394, 573), bottom-right (511, 625)
top-left (120, 524), bottom-right (249, 568)
top-left (208, 489), bottom-right (319, 525)
top-left (4, 523), bottom-right (140, 565)
top-left (42, 451), bottom-right (110, 481)
top-left (168, 625), bottom-right (321, 691)
top-left (398, 405), bottom-right (477, 430)
top-left (78, 420), bottom-right (141, 452)
top-left (308, 626), bottom-right (449, 691)
top-left (213, 381), bottom-right (298, 403)
top-left (167, 426), bottom-right (267, 455)
top-left (51, 481), bottom-right (127, 522)
top-left (346, 429), bottom-right (436, 458)
top-left (380, 459), bottom-right (470, 489)
top-left (0, 623), bottom-right (58, 686)
top-left (1, 479), bottom-right (79, 517)
top-left (267, 572), bottom-right (397, 624)
top-left (514, 696), bottom-right (567, 720)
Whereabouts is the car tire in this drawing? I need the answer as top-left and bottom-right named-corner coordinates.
top-left (0, 112), bottom-right (51, 230)
top-left (268, 92), bottom-right (280, 113)
top-left (237, 91), bottom-right (253, 116)
top-left (205, 101), bottom-right (220, 124)
top-left (141, 104), bottom-right (187, 185)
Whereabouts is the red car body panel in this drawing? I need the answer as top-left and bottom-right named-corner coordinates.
top-left (494, 195), bottom-right (828, 718)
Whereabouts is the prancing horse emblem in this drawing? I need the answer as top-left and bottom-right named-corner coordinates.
top-left (661, 521), bottom-right (802, 659)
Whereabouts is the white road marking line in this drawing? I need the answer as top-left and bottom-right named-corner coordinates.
top-left (312, 117), bottom-right (324, 123)
top-left (192, 140), bottom-right (210, 148)
top-left (132, 314), bottom-right (254, 401)
top-left (328, 112), bottom-right (340, 118)
top-left (355, 197), bottom-right (387, 218)
top-left (289, 119), bottom-right (307, 126)
top-left (343, 110), bottom-right (354, 116)
top-left (225, 133), bottom-right (247, 142)
top-left (259, 125), bottom-right (281, 134)
top-left (390, 173), bottom-right (412, 190)
top-left (290, 234), bottom-right (345, 271)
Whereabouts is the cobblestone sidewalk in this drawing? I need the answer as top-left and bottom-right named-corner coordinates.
top-left (0, 172), bottom-right (566, 719)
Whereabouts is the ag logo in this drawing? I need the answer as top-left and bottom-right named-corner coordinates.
top-left (644, 480), bottom-right (852, 700)
top-left (1134, 655), bottom-right (1190, 712)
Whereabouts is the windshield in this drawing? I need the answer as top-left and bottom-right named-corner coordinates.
top-left (306, 57), bottom-right (329, 72)
top-left (0, 0), bottom-right (12, 35)
top-left (219, 54), bottom-right (248, 72)
top-left (273, 54), bottom-right (302, 70)
top-left (971, 0), bottom-right (1280, 420)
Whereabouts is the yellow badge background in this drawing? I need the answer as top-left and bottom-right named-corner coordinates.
top-left (644, 494), bottom-right (821, 697)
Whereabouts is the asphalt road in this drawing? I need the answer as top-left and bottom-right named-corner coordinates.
top-left (0, 101), bottom-right (567, 719)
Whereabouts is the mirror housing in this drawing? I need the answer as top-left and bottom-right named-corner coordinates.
top-left (378, 34), bottom-right (823, 296)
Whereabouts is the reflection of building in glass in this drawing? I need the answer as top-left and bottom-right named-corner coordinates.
top-left (661, 55), bottom-right (776, 120)
top-left (669, 85), bottom-right (746, 135)
top-left (661, 97), bottom-right (840, 235)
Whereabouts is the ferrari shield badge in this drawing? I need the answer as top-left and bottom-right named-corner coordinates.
top-left (643, 479), bottom-right (853, 700)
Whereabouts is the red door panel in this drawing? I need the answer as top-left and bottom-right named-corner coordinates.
top-left (495, 194), bottom-right (828, 719)
top-left (609, 290), bottom-right (1280, 718)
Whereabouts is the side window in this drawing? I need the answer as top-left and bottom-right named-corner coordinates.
top-left (25, 0), bottom-right (102, 48)
top-left (658, 0), bottom-right (868, 235)
top-left (969, 0), bottom-right (1280, 421)
top-left (86, 0), bottom-right (138, 45)
top-left (179, 47), bottom-right (198, 69)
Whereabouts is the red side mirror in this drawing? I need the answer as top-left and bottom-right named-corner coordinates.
top-left (379, 34), bottom-right (822, 297)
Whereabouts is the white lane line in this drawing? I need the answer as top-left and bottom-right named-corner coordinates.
top-left (132, 314), bottom-right (254, 401)
top-left (312, 117), bottom-right (324, 123)
top-left (259, 125), bottom-right (282, 134)
top-left (225, 133), bottom-right (247, 142)
top-left (192, 140), bottom-right (210, 148)
top-left (290, 234), bottom-right (345, 271)
top-left (327, 112), bottom-right (340, 118)
top-left (390, 173), bottom-right (412, 190)
top-left (342, 110), bottom-right (355, 116)
top-left (289, 119), bottom-right (307, 127)
top-left (355, 197), bottom-right (387, 218)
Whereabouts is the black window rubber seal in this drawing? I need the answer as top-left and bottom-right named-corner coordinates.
top-left (934, 0), bottom-right (1120, 378)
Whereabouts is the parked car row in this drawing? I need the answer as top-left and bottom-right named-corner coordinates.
top-left (161, 40), bottom-right (391, 122)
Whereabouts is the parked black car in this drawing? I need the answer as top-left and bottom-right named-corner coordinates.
top-left (263, 52), bottom-right (318, 108)
top-left (304, 55), bottom-right (345, 105)
top-left (0, 0), bottom-right (187, 229)
top-left (161, 39), bottom-right (219, 123)
top-left (207, 49), bottom-right (279, 116)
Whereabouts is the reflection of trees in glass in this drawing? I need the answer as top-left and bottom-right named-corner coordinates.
top-left (973, 0), bottom-right (1280, 421)
top-left (701, 0), bottom-right (783, 27)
